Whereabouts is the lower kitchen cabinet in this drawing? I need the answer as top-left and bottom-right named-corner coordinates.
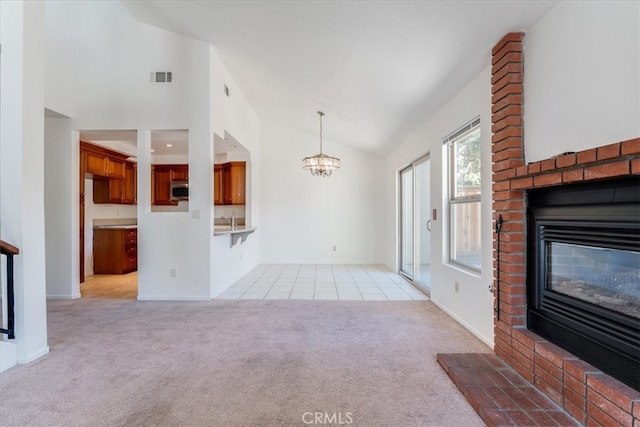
top-left (93, 228), bottom-right (137, 274)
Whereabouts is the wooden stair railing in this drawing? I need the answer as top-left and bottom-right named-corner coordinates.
top-left (0, 239), bottom-right (18, 339)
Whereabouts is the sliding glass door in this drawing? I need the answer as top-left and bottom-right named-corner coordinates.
top-left (399, 156), bottom-right (431, 292)
top-left (400, 168), bottom-right (414, 276)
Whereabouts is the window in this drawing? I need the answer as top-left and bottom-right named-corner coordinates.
top-left (445, 118), bottom-right (481, 272)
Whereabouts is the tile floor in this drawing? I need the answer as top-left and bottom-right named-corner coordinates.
top-left (217, 264), bottom-right (429, 301)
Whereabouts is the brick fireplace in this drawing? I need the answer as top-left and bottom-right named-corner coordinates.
top-left (491, 32), bottom-right (640, 425)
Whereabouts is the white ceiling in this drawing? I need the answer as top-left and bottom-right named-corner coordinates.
top-left (122, 0), bottom-right (557, 154)
top-left (80, 129), bottom-right (138, 158)
top-left (79, 129), bottom-right (190, 157)
top-left (80, 129), bottom-right (247, 157)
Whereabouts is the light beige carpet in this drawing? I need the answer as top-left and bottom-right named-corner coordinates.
top-left (0, 299), bottom-right (490, 426)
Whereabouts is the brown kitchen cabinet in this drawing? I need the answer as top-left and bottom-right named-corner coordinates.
top-left (224, 162), bottom-right (246, 205)
top-left (152, 165), bottom-right (173, 205)
top-left (93, 160), bottom-right (137, 204)
top-left (152, 164), bottom-right (188, 205)
top-left (93, 227), bottom-right (137, 274)
top-left (214, 161), bottom-right (245, 205)
top-left (171, 165), bottom-right (189, 182)
top-left (81, 141), bottom-right (127, 179)
top-left (85, 151), bottom-right (110, 176)
top-left (121, 161), bottom-right (137, 204)
top-left (105, 157), bottom-right (125, 179)
top-left (214, 164), bottom-right (224, 205)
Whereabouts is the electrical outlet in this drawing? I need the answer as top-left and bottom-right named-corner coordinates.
top-left (454, 281), bottom-right (459, 293)
top-left (170, 268), bottom-right (177, 278)
top-left (332, 246), bottom-right (336, 252)
top-left (192, 209), bottom-right (200, 219)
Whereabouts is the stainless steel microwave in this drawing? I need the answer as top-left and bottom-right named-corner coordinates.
top-left (170, 181), bottom-right (189, 201)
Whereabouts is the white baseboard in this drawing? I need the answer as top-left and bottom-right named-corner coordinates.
top-left (18, 346), bottom-right (50, 364)
top-left (47, 293), bottom-right (81, 300)
top-left (137, 296), bottom-right (212, 301)
top-left (430, 298), bottom-right (494, 349)
top-left (0, 341), bottom-right (18, 372)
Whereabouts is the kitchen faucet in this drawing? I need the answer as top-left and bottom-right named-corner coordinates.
top-left (222, 216), bottom-right (237, 230)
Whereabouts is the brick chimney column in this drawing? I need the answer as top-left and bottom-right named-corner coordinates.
top-left (491, 32), bottom-right (525, 365)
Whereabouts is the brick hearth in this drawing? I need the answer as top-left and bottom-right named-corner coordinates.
top-left (489, 32), bottom-right (640, 426)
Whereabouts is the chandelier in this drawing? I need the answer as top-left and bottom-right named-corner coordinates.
top-left (302, 111), bottom-right (340, 177)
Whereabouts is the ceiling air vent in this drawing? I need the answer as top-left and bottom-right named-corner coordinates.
top-left (150, 71), bottom-right (172, 83)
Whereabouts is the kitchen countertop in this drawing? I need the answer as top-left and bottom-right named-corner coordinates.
top-left (93, 225), bottom-right (137, 229)
top-left (213, 225), bottom-right (255, 235)
top-left (214, 226), bottom-right (257, 247)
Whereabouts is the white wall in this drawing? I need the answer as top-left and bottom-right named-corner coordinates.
top-left (45, 0), bottom-right (214, 300)
top-left (0, 0), bottom-right (50, 364)
top-left (380, 66), bottom-right (494, 346)
top-left (260, 120), bottom-right (380, 264)
top-left (524, 0), bottom-right (640, 162)
top-left (209, 48), bottom-right (261, 296)
top-left (45, 118), bottom-right (80, 299)
top-left (44, 1), bottom-right (74, 118)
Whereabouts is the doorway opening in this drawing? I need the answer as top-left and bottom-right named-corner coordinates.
top-left (79, 130), bottom-right (138, 299)
top-left (399, 155), bottom-right (431, 294)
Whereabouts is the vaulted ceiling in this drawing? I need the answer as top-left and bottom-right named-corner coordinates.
top-left (122, 0), bottom-right (557, 154)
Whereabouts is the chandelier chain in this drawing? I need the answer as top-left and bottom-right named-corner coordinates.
top-left (318, 111), bottom-right (324, 155)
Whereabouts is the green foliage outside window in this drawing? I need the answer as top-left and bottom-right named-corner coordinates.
top-left (455, 128), bottom-right (481, 195)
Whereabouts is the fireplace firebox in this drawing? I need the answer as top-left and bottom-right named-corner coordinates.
top-left (527, 176), bottom-right (640, 391)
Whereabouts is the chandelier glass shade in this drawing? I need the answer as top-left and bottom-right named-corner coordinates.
top-left (302, 111), bottom-right (340, 177)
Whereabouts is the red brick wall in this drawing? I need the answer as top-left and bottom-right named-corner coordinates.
top-left (491, 32), bottom-right (526, 365)
top-left (491, 32), bottom-right (640, 426)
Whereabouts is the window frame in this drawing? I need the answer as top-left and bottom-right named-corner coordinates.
top-left (445, 117), bottom-right (482, 273)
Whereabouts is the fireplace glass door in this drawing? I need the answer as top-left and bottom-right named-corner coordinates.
top-left (547, 242), bottom-right (640, 319)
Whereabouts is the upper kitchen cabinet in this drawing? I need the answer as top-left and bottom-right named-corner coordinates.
top-left (213, 133), bottom-right (249, 206)
top-left (93, 160), bottom-right (137, 204)
top-left (82, 141), bottom-right (137, 205)
top-left (151, 164), bottom-right (188, 206)
top-left (170, 164), bottom-right (189, 182)
top-left (121, 161), bottom-right (137, 204)
top-left (81, 141), bottom-right (127, 179)
top-left (214, 164), bottom-right (224, 205)
top-left (213, 162), bottom-right (245, 205)
top-left (223, 162), bottom-right (246, 205)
